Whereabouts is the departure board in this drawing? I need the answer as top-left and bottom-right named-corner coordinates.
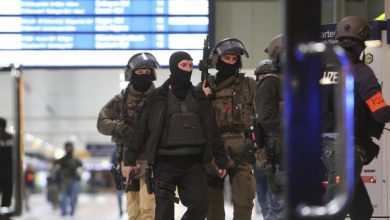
top-left (0, 0), bottom-right (213, 67)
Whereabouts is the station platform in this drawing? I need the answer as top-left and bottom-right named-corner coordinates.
top-left (12, 193), bottom-right (262, 220)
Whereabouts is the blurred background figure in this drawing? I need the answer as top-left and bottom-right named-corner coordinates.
top-left (55, 141), bottom-right (83, 216)
top-left (46, 162), bottom-right (60, 210)
top-left (24, 164), bottom-right (36, 212)
top-left (0, 117), bottom-right (14, 210)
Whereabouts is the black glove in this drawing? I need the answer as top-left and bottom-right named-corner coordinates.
top-left (114, 122), bottom-right (133, 138)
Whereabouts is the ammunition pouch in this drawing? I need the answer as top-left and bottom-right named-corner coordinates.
top-left (243, 143), bottom-right (256, 164)
top-left (222, 132), bottom-right (248, 158)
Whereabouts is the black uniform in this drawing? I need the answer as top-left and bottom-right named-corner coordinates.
top-left (321, 56), bottom-right (390, 220)
top-left (125, 52), bottom-right (228, 220)
top-left (253, 73), bottom-right (285, 219)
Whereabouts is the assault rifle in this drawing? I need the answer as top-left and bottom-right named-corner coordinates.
top-left (198, 35), bottom-right (215, 92)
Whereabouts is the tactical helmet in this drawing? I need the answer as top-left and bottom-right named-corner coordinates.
top-left (124, 52), bottom-right (160, 81)
top-left (264, 34), bottom-right (284, 61)
top-left (210, 38), bottom-right (249, 67)
top-left (335, 16), bottom-right (371, 42)
top-left (254, 59), bottom-right (277, 75)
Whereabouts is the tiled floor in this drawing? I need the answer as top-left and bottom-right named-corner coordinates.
top-left (12, 193), bottom-right (262, 220)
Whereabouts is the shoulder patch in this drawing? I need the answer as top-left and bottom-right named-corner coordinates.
top-left (366, 91), bottom-right (387, 112)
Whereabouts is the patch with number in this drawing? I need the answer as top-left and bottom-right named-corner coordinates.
top-left (365, 91), bottom-right (387, 112)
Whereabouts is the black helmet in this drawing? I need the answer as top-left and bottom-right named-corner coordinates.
top-left (254, 59), bottom-right (277, 75)
top-left (124, 52), bottom-right (160, 81)
top-left (265, 34), bottom-right (284, 61)
top-left (210, 38), bottom-right (249, 67)
top-left (335, 16), bottom-right (371, 42)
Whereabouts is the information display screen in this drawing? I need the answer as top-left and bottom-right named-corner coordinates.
top-left (0, 0), bottom-right (213, 67)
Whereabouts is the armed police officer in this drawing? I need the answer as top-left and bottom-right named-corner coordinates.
top-left (321, 16), bottom-right (390, 220)
top-left (206, 38), bottom-right (256, 220)
top-left (253, 34), bottom-right (285, 220)
top-left (97, 52), bottom-right (159, 220)
top-left (252, 59), bottom-right (278, 218)
top-left (123, 51), bottom-right (228, 220)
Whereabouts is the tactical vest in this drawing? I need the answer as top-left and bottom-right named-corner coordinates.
top-left (160, 90), bottom-right (206, 148)
top-left (112, 86), bottom-right (150, 145)
top-left (213, 73), bottom-right (253, 133)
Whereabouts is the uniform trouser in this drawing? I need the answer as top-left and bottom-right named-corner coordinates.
top-left (155, 155), bottom-right (208, 220)
top-left (125, 176), bottom-right (155, 220)
top-left (322, 137), bottom-right (374, 220)
top-left (207, 163), bottom-right (256, 220)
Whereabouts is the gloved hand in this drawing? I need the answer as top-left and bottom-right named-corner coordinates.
top-left (114, 122), bottom-right (133, 138)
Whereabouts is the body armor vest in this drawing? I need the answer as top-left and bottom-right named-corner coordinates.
top-left (213, 73), bottom-right (252, 133)
top-left (161, 90), bottom-right (206, 147)
top-left (112, 86), bottom-right (149, 144)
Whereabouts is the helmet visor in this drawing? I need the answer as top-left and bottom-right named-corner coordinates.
top-left (128, 53), bottom-right (160, 70)
top-left (215, 40), bottom-right (249, 58)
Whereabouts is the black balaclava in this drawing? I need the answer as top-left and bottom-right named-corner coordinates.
top-left (131, 71), bottom-right (154, 93)
top-left (338, 38), bottom-right (365, 63)
top-left (215, 57), bottom-right (240, 85)
top-left (169, 51), bottom-right (193, 100)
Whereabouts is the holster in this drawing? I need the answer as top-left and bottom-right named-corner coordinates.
top-left (126, 179), bottom-right (140, 192)
top-left (156, 181), bottom-right (180, 204)
top-left (145, 166), bottom-right (154, 195)
top-left (110, 164), bottom-right (124, 191)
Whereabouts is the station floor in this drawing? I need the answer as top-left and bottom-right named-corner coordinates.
top-left (13, 192), bottom-right (262, 220)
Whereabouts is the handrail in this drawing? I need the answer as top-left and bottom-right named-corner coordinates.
top-left (294, 43), bottom-right (355, 218)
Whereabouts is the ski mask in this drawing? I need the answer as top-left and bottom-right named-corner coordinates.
top-left (215, 57), bottom-right (240, 84)
top-left (169, 51), bottom-right (193, 99)
top-left (131, 70), bottom-right (154, 93)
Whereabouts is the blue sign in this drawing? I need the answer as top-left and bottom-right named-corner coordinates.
top-left (320, 20), bottom-right (387, 45)
top-left (0, 0), bottom-right (213, 67)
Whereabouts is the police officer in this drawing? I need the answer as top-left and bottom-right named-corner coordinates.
top-left (252, 59), bottom-right (278, 218)
top-left (253, 34), bottom-right (285, 220)
top-left (207, 38), bottom-right (256, 220)
top-left (123, 51), bottom-right (228, 220)
top-left (97, 52), bottom-right (159, 220)
top-left (321, 16), bottom-right (390, 220)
